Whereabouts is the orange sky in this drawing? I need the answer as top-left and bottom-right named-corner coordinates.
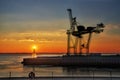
top-left (0, 39), bottom-right (66, 53)
top-left (0, 25), bottom-right (120, 53)
top-left (0, 0), bottom-right (120, 53)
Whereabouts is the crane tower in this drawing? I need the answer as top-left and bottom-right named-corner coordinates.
top-left (66, 9), bottom-right (105, 55)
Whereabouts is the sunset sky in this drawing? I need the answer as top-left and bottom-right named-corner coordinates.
top-left (0, 0), bottom-right (120, 53)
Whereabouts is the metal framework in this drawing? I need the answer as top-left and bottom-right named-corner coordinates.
top-left (66, 9), bottom-right (105, 55)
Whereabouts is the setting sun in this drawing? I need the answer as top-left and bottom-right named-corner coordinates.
top-left (32, 45), bottom-right (37, 50)
top-left (32, 45), bottom-right (37, 58)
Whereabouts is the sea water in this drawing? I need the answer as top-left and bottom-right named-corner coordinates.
top-left (0, 54), bottom-right (120, 77)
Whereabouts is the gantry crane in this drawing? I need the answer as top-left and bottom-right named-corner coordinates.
top-left (66, 9), bottom-right (105, 55)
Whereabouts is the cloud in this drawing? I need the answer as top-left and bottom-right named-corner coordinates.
top-left (0, 19), bottom-right (68, 33)
top-left (92, 23), bottom-right (120, 37)
top-left (18, 39), bottom-right (34, 42)
top-left (0, 18), bottom-right (69, 44)
top-left (105, 24), bottom-right (120, 35)
top-left (0, 29), bottom-right (67, 44)
top-left (91, 23), bottom-right (120, 48)
top-left (1, 23), bottom-right (119, 44)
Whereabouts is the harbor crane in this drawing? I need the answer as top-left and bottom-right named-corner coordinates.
top-left (66, 9), bottom-right (105, 55)
top-left (22, 9), bottom-right (120, 68)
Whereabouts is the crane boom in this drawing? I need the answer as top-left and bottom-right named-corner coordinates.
top-left (67, 9), bottom-right (73, 30)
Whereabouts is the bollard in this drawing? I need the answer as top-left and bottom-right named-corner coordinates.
top-left (93, 71), bottom-right (94, 80)
top-left (52, 72), bottom-right (53, 80)
top-left (110, 71), bottom-right (112, 80)
top-left (9, 72), bottom-right (11, 79)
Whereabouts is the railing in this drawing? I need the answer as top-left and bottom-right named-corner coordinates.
top-left (1, 70), bottom-right (120, 78)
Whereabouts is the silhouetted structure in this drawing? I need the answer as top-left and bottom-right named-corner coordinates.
top-left (22, 9), bottom-right (120, 68)
top-left (67, 9), bottom-right (105, 55)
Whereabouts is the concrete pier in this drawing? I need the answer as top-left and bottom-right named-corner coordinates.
top-left (22, 55), bottom-right (120, 67)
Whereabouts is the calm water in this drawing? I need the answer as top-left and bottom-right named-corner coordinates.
top-left (0, 54), bottom-right (120, 77)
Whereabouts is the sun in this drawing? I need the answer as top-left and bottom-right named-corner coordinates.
top-left (32, 45), bottom-right (37, 58)
top-left (32, 45), bottom-right (37, 50)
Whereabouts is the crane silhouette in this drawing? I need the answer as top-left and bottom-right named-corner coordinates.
top-left (66, 9), bottom-right (105, 55)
